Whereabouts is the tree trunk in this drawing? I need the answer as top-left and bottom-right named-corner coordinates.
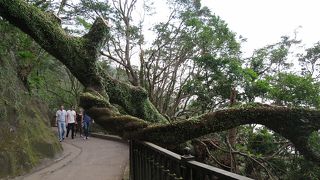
top-left (227, 88), bottom-right (238, 172)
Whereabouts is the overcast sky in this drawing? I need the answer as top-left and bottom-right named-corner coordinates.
top-left (202, 0), bottom-right (320, 55)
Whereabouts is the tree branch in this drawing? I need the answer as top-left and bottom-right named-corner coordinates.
top-left (125, 105), bottom-right (320, 163)
top-left (0, 0), bottom-right (109, 90)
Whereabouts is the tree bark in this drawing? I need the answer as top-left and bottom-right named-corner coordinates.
top-left (1, 0), bottom-right (320, 163)
top-left (227, 88), bottom-right (238, 172)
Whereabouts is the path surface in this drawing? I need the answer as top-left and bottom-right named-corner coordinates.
top-left (23, 136), bottom-right (129, 180)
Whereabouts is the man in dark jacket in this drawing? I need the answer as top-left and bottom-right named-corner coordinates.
top-left (83, 112), bottom-right (91, 140)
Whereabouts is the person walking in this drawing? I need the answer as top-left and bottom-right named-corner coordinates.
top-left (75, 108), bottom-right (83, 137)
top-left (83, 112), bottom-right (91, 140)
top-left (56, 105), bottom-right (67, 142)
top-left (66, 106), bottom-right (76, 139)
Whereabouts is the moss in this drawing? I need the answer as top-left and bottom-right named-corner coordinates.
top-left (95, 115), bottom-right (149, 136)
top-left (103, 73), bottom-right (167, 123)
top-left (80, 92), bottom-right (109, 108)
top-left (31, 140), bottom-right (57, 158)
top-left (0, 152), bottom-right (13, 177)
top-left (0, 49), bottom-right (61, 178)
top-left (87, 107), bottom-right (115, 119)
top-left (0, 99), bottom-right (62, 178)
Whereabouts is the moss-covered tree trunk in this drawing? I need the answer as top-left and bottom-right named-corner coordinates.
top-left (0, 0), bottom-right (320, 163)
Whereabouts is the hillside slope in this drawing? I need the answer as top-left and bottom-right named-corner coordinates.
top-left (0, 48), bottom-right (61, 178)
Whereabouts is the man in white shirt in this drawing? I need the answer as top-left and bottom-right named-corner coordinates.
top-left (56, 105), bottom-right (67, 142)
top-left (66, 106), bottom-right (77, 139)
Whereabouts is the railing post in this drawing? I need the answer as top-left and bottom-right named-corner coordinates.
top-left (180, 147), bottom-right (195, 180)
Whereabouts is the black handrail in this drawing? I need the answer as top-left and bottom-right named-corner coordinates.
top-left (130, 140), bottom-right (253, 180)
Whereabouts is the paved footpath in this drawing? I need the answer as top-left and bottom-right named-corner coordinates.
top-left (22, 136), bottom-right (129, 180)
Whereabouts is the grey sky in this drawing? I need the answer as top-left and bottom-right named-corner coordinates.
top-left (203, 0), bottom-right (320, 55)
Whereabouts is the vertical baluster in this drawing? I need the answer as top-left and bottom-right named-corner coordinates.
top-left (147, 149), bottom-right (152, 179)
top-left (141, 145), bottom-right (145, 180)
top-left (136, 144), bottom-right (140, 180)
top-left (169, 160), bottom-right (177, 180)
top-left (151, 149), bottom-right (156, 180)
top-left (163, 157), bottom-right (170, 180)
top-left (134, 149), bottom-right (139, 180)
top-left (155, 152), bottom-right (161, 180)
top-left (159, 154), bottom-right (166, 180)
top-left (175, 161), bottom-right (183, 180)
top-left (158, 154), bottom-right (162, 180)
top-left (133, 146), bottom-right (137, 180)
top-left (154, 152), bottom-right (159, 180)
top-left (143, 147), bottom-right (149, 179)
top-left (154, 152), bottom-right (158, 180)
top-left (138, 143), bottom-right (143, 180)
top-left (159, 153), bottom-right (164, 180)
top-left (195, 169), bottom-right (205, 180)
top-left (144, 147), bottom-right (150, 180)
top-left (141, 143), bottom-right (145, 180)
top-left (150, 152), bottom-right (155, 180)
top-left (204, 174), bottom-right (209, 180)
top-left (180, 161), bottom-right (186, 180)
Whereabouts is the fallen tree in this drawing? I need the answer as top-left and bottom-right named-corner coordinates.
top-left (0, 0), bottom-right (319, 163)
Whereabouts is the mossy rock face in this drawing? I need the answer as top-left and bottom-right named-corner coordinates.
top-left (31, 139), bottom-right (59, 158)
top-left (0, 52), bottom-right (62, 178)
top-left (0, 152), bottom-right (13, 177)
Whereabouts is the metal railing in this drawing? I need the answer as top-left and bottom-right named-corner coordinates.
top-left (129, 140), bottom-right (253, 180)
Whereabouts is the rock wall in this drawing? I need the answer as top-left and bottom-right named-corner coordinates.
top-left (0, 53), bottom-right (61, 178)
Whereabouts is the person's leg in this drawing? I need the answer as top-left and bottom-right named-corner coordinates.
top-left (57, 121), bottom-right (62, 141)
top-left (86, 122), bottom-right (90, 139)
top-left (62, 122), bottom-right (66, 140)
top-left (71, 123), bottom-right (75, 139)
top-left (74, 123), bottom-right (78, 136)
top-left (83, 122), bottom-right (88, 139)
top-left (83, 122), bottom-right (87, 139)
top-left (66, 123), bottom-right (70, 137)
top-left (80, 123), bottom-right (83, 137)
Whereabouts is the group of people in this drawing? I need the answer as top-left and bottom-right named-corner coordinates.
top-left (55, 105), bottom-right (92, 142)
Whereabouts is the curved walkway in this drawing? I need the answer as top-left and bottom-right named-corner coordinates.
top-left (23, 136), bottom-right (129, 180)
